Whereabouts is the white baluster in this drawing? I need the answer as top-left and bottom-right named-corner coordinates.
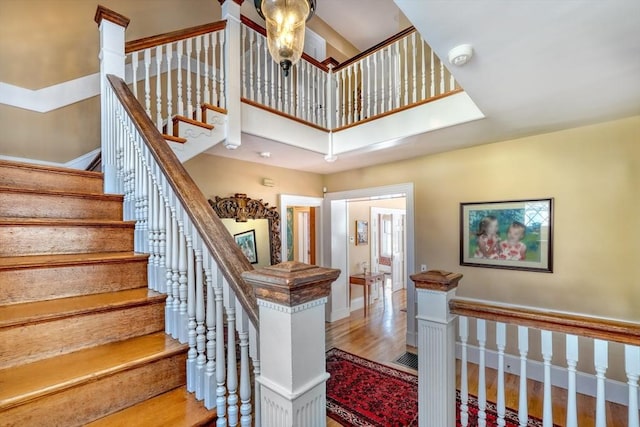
top-left (310, 65), bottom-right (316, 123)
top-left (171, 208), bottom-right (180, 340)
top-left (278, 60), bottom-right (283, 112)
top-left (477, 319), bottom-right (487, 427)
top-left (403, 36), bottom-right (408, 106)
top-left (270, 52), bottom-right (275, 109)
top-left (439, 59), bottom-right (445, 95)
top-left (195, 36), bottom-right (202, 121)
top-left (301, 61), bottom-right (307, 120)
top-left (220, 29), bottom-right (226, 109)
top-left (157, 182), bottom-right (166, 293)
top-left (235, 297), bottom-right (251, 427)
top-left (166, 43), bottom-right (173, 124)
top-left (347, 66), bottom-right (352, 124)
top-left (253, 358), bottom-right (261, 427)
top-left (430, 47), bottom-right (435, 98)
top-left (248, 30), bottom-right (255, 101)
top-left (155, 45), bottom-right (163, 131)
top-left (256, 35), bottom-right (263, 105)
top-left (459, 316), bottom-right (469, 426)
top-left (541, 330), bottom-right (553, 427)
top-left (147, 176), bottom-right (157, 290)
top-left (194, 246), bottom-right (206, 399)
top-left (626, 345), bottom-right (640, 427)
top-left (211, 32), bottom-right (219, 107)
top-left (283, 57), bottom-right (289, 114)
top-left (421, 40), bottom-right (426, 100)
top-left (216, 283), bottom-right (227, 425)
top-left (241, 26), bottom-right (246, 99)
top-left (412, 32), bottom-right (417, 104)
top-left (594, 339), bottom-right (608, 427)
top-left (373, 51), bottom-right (378, 116)
top-left (496, 322), bottom-right (507, 427)
top-left (141, 159), bottom-right (149, 252)
top-left (176, 40), bottom-right (184, 116)
top-left (144, 49), bottom-right (152, 117)
top-left (226, 290), bottom-right (238, 427)
top-left (290, 62), bottom-right (295, 116)
top-left (177, 217), bottom-right (188, 343)
top-left (566, 334), bottom-right (579, 427)
top-left (203, 254), bottom-right (217, 408)
top-left (387, 46), bottom-right (393, 111)
top-left (165, 203), bottom-right (174, 334)
top-left (204, 34), bottom-right (210, 106)
top-left (296, 62), bottom-right (302, 118)
top-left (131, 51), bottom-right (139, 99)
top-left (264, 40), bottom-right (270, 108)
top-left (186, 229), bottom-right (197, 391)
top-left (366, 55), bottom-right (372, 119)
top-left (186, 38), bottom-right (193, 118)
top-left (450, 69), bottom-right (456, 92)
top-left (339, 70), bottom-right (345, 126)
top-left (518, 326), bottom-right (529, 427)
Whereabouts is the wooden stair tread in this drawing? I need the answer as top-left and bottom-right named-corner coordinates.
top-left (0, 217), bottom-right (135, 227)
top-left (202, 103), bottom-right (228, 115)
top-left (0, 185), bottom-right (122, 201)
top-left (86, 387), bottom-right (216, 427)
top-left (0, 289), bottom-right (164, 328)
top-left (0, 332), bottom-right (186, 410)
top-left (0, 159), bottom-right (103, 179)
top-left (172, 115), bottom-right (215, 130)
top-left (163, 133), bottom-right (188, 144)
top-left (0, 251), bottom-right (148, 270)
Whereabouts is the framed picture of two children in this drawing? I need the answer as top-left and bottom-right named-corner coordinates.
top-left (460, 198), bottom-right (553, 273)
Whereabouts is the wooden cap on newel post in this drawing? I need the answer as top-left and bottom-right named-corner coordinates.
top-left (409, 269), bottom-right (463, 427)
top-left (242, 261), bottom-right (340, 427)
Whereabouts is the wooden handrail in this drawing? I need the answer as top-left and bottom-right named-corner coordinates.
top-left (450, 298), bottom-right (640, 346)
top-left (106, 74), bottom-right (259, 328)
top-left (240, 15), bottom-right (329, 72)
top-left (125, 20), bottom-right (227, 54)
top-left (334, 26), bottom-right (416, 72)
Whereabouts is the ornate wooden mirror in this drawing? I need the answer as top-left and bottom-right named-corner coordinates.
top-left (209, 193), bottom-right (281, 265)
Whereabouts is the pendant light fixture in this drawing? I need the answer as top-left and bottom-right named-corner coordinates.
top-left (254, 0), bottom-right (316, 77)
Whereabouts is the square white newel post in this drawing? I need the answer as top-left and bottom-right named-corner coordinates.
top-left (220, 0), bottom-right (242, 149)
top-left (242, 261), bottom-right (340, 427)
top-left (94, 6), bottom-right (129, 194)
top-left (410, 270), bottom-right (463, 427)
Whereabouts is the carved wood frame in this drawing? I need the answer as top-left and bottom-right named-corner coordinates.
top-left (209, 193), bottom-right (282, 265)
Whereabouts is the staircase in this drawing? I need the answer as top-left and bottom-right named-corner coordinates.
top-left (0, 160), bottom-right (216, 426)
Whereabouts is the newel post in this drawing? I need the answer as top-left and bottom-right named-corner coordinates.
top-left (410, 270), bottom-right (463, 427)
top-left (94, 6), bottom-right (129, 193)
top-left (242, 261), bottom-right (340, 427)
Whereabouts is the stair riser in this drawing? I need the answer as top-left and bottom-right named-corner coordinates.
top-left (0, 259), bottom-right (149, 305)
top-left (0, 191), bottom-right (123, 220)
top-left (0, 163), bottom-right (103, 194)
top-left (0, 301), bottom-right (165, 369)
top-left (0, 352), bottom-right (186, 427)
top-left (0, 224), bottom-right (134, 256)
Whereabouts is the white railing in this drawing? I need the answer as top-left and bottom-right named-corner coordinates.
top-left (333, 27), bottom-right (458, 129)
top-left (411, 270), bottom-right (640, 427)
top-left (104, 74), bottom-right (258, 426)
top-left (240, 18), bottom-right (328, 129)
top-left (125, 22), bottom-right (228, 134)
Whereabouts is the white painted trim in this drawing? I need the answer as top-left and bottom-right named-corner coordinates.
top-left (457, 342), bottom-right (630, 406)
top-left (324, 182), bottom-right (417, 346)
top-left (0, 74), bottom-right (100, 113)
top-left (0, 148), bottom-right (101, 171)
top-left (328, 306), bottom-right (351, 322)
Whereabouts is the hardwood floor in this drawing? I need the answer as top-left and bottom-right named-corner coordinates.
top-left (325, 286), bottom-right (630, 426)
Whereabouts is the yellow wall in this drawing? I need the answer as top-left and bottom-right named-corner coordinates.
top-left (184, 154), bottom-right (323, 208)
top-left (325, 116), bottom-right (640, 321)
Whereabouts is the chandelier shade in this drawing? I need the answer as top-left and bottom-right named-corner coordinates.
top-left (255, 0), bottom-right (316, 77)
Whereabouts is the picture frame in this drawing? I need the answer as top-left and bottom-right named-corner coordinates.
top-left (234, 229), bottom-right (258, 264)
top-left (356, 220), bottom-right (369, 246)
top-left (460, 198), bottom-right (553, 273)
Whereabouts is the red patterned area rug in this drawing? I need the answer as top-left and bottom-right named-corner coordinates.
top-left (326, 348), bottom-right (557, 427)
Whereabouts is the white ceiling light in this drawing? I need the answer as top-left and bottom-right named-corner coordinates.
top-left (448, 44), bottom-right (473, 66)
top-left (259, 151), bottom-right (271, 158)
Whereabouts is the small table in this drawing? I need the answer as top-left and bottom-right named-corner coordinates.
top-left (349, 273), bottom-right (385, 316)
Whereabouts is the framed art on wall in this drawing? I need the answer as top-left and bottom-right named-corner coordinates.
top-left (356, 220), bottom-right (369, 245)
top-left (460, 198), bottom-right (553, 272)
top-left (235, 229), bottom-right (259, 264)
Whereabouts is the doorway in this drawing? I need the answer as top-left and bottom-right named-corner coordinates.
top-left (289, 206), bottom-right (316, 264)
top-left (371, 207), bottom-right (406, 293)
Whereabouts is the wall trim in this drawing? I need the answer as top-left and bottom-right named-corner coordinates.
top-left (457, 342), bottom-right (629, 406)
top-left (0, 148), bottom-right (100, 171)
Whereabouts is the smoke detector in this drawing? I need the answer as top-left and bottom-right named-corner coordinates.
top-left (448, 44), bottom-right (473, 66)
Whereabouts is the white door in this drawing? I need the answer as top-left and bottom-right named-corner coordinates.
top-left (391, 213), bottom-right (406, 292)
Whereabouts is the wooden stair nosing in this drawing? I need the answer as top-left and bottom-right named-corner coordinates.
top-left (0, 289), bottom-right (165, 329)
top-left (0, 218), bottom-right (135, 227)
top-left (172, 114), bottom-right (215, 130)
top-left (0, 252), bottom-right (149, 271)
top-left (0, 159), bottom-right (103, 180)
top-left (201, 103), bottom-right (228, 115)
top-left (85, 387), bottom-right (217, 427)
top-left (0, 332), bottom-right (187, 411)
top-left (163, 133), bottom-right (188, 144)
top-left (0, 185), bottom-right (123, 201)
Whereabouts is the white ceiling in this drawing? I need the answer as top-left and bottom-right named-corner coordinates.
top-left (212, 0), bottom-right (640, 174)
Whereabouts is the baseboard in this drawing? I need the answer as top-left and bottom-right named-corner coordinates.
top-left (328, 307), bottom-right (351, 323)
top-left (456, 343), bottom-right (629, 406)
top-left (0, 148), bottom-right (101, 171)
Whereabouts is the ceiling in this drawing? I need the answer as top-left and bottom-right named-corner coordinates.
top-left (212, 0), bottom-right (640, 174)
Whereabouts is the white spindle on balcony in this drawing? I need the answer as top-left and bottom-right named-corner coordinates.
top-left (541, 330), bottom-right (553, 427)
top-left (496, 322), bottom-right (507, 427)
top-left (566, 334), bottom-right (579, 427)
top-left (477, 319), bottom-right (487, 427)
top-left (459, 316), bottom-right (469, 427)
